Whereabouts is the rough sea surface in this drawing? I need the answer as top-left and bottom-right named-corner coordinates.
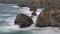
top-left (0, 3), bottom-right (60, 34)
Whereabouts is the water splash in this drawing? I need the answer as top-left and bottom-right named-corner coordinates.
top-left (0, 4), bottom-right (60, 34)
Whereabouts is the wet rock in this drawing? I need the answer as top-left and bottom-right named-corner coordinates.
top-left (36, 9), bottom-right (60, 27)
top-left (30, 5), bottom-right (37, 11)
top-left (31, 11), bottom-right (37, 17)
top-left (14, 14), bottom-right (33, 28)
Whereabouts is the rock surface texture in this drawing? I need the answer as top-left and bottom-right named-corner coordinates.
top-left (14, 14), bottom-right (33, 28)
top-left (0, 0), bottom-right (60, 10)
top-left (36, 9), bottom-right (60, 27)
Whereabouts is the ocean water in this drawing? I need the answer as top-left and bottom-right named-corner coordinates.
top-left (0, 3), bottom-right (60, 34)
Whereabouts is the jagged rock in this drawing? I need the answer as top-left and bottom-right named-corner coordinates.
top-left (36, 9), bottom-right (60, 27)
top-left (14, 14), bottom-right (33, 28)
top-left (30, 5), bottom-right (37, 11)
top-left (31, 11), bottom-right (37, 17)
top-left (0, 0), bottom-right (60, 10)
top-left (32, 11), bottom-right (37, 16)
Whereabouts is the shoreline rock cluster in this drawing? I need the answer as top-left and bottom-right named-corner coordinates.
top-left (14, 9), bottom-right (60, 28)
top-left (1, 0), bottom-right (59, 28)
top-left (0, 0), bottom-right (60, 10)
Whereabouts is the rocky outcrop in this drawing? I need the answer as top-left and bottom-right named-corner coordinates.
top-left (30, 5), bottom-right (37, 11)
top-left (36, 9), bottom-right (60, 27)
top-left (14, 14), bottom-right (33, 28)
top-left (0, 0), bottom-right (60, 10)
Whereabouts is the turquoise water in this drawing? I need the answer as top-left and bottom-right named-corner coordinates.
top-left (0, 3), bottom-right (60, 34)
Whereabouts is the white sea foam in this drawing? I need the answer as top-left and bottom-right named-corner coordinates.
top-left (5, 7), bottom-right (44, 30)
top-left (19, 7), bottom-right (33, 17)
top-left (0, 7), bottom-right (43, 30)
top-left (12, 5), bottom-right (19, 8)
top-left (0, 4), bottom-right (60, 34)
top-left (11, 7), bottom-right (44, 30)
top-left (0, 14), bottom-right (12, 16)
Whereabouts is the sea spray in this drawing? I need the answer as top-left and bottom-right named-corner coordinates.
top-left (0, 4), bottom-right (60, 34)
top-left (17, 7), bottom-right (44, 30)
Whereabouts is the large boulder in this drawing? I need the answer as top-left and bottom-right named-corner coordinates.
top-left (36, 9), bottom-right (60, 27)
top-left (14, 14), bottom-right (33, 28)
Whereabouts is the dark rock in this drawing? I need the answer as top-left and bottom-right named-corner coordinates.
top-left (32, 11), bottom-right (37, 16)
top-left (14, 14), bottom-right (33, 28)
top-left (36, 9), bottom-right (60, 27)
top-left (31, 11), bottom-right (37, 17)
top-left (30, 4), bottom-right (37, 11)
top-left (0, 0), bottom-right (60, 10)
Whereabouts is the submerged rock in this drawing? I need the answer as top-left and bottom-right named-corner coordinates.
top-left (14, 14), bottom-right (33, 28)
top-left (36, 9), bottom-right (60, 27)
